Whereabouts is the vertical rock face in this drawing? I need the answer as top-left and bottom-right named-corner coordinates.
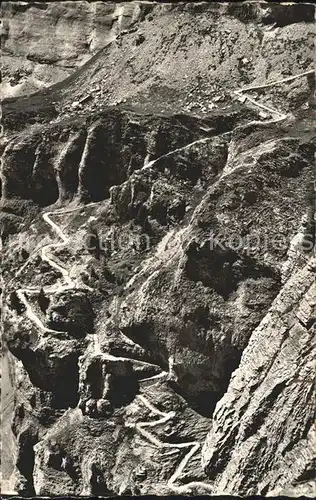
top-left (1, 2), bottom-right (315, 497)
top-left (202, 258), bottom-right (316, 496)
top-left (1, 1), bottom-right (143, 97)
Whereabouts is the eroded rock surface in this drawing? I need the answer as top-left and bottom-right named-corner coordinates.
top-left (1, 2), bottom-right (143, 98)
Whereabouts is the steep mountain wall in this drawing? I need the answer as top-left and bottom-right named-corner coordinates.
top-left (1, 2), bottom-right (315, 496)
top-left (1, 1), bottom-right (144, 98)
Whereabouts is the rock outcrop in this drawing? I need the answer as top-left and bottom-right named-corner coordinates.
top-left (46, 289), bottom-right (94, 336)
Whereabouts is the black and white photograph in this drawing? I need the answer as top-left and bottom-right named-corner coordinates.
top-left (1, 1), bottom-right (315, 497)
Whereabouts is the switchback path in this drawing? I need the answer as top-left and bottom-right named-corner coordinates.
top-left (7, 69), bottom-right (313, 494)
top-left (232, 69), bottom-right (314, 124)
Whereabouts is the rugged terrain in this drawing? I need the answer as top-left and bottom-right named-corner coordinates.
top-left (1, 2), bottom-right (315, 496)
top-left (1, 1), bottom-right (143, 98)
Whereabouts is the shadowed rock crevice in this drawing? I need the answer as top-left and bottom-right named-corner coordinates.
top-left (56, 130), bottom-right (87, 202)
top-left (78, 356), bottom-right (140, 418)
top-left (5, 319), bottom-right (82, 409)
top-left (16, 429), bottom-right (37, 496)
top-left (184, 239), bottom-right (281, 299)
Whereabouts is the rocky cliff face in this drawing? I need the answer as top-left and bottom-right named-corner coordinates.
top-left (1, 2), bottom-right (315, 496)
top-left (202, 256), bottom-right (316, 496)
top-left (1, 1), bottom-right (144, 98)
